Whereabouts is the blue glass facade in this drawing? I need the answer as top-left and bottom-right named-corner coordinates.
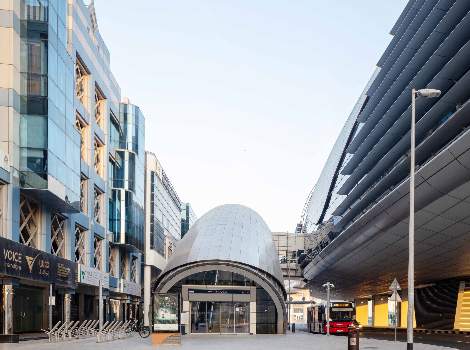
top-left (19, 0), bottom-right (80, 207)
top-left (109, 102), bottom-right (145, 251)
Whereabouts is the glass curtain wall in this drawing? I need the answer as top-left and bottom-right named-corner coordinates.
top-left (20, 0), bottom-right (49, 188)
top-left (108, 103), bottom-right (145, 249)
top-left (19, 0), bottom-right (80, 203)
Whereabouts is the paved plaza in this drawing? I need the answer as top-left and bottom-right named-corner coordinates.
top-left (0, 332), bottom-right (460, 350)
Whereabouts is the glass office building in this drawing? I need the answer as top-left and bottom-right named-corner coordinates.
top-left (107, 100), bottom-right (145, 317)
top-left (181, 202), bottom-right (197, 237)
top-left (0, 0), bottom-right (146, 338)
top-left (109, 101), bottom-right (145, 251)
top-left (153, 205), bottom-right (287, 334)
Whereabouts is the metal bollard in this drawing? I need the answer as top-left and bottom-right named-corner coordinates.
top-left (348, 325), bottom-right (359, 350)
top-left (292, 323), bottom-right (295, 333)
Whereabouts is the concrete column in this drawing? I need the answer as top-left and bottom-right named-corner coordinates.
top-left (99, 281), bottom-right (103, 330)
top-left (105, 297), bottom-right (110, 322)
top-left (79, 293), bottom-right (85, 321)
top-left (48, 285), bottom-right (53, 330)
top-left (182, 300), bottom-right (190, 332)
top-left (368, 299), bottom-right (374, 326)
top-left (143, 265), bottom-right (151, 326)
top-left (249, 301), bottom-right (256, 334)
top-left (64, 293), bottom-right (71, 323)
top-left (3, 284), bottom-right (13, 334)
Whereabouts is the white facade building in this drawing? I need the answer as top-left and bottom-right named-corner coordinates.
top-left (143, 151), bottom-right (182, 325)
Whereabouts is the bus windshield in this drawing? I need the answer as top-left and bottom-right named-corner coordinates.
top-left (330, 310), bottom-right (353, 322)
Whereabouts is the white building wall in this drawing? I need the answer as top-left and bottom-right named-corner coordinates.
top-left (143, 151), bottom-right (182, 326)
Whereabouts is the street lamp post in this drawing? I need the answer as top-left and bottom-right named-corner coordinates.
top-left (408, 88), bottom-right (441, 350)
top-left (322, 282), bottom-right (334, 336)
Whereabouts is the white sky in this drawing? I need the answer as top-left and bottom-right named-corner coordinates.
top-left (94, 0), bottom-right (408, 231)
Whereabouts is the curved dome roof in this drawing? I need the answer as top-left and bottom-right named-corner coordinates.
top-left (162, 204), bottom-right (283, 284)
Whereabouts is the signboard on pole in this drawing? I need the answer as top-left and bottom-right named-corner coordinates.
top-left (390, 290), bottom-right (402, 303)
top-left (389, 278), bottom-right (401, 342)
top-left (389, 278), bottom-right (401, 292)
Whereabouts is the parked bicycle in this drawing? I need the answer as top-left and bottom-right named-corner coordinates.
top-left (126, 319), bottom-right (151, 338)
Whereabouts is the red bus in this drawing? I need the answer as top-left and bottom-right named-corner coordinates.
top-left (307, 301), bottom-right (355, 334)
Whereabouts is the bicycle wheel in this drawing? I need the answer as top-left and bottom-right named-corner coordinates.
top-left (139, 326), bottom-right (150, 338)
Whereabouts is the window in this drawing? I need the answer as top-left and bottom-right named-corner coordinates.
top-left (74, 224), bottom-right (86, 264)
top-left (25, 40), bottom-right (48, 96)
top-left (75, 56), bottom-right (88, 108)
top-left (93, 137), bottom-right (104, 177)
top-left (23, 0), bottom-right (49, 22)
top-left (51, 213), bottom-right (66, 257)
top-left (120, 253), bottom-right (128, 280)
top-left (94, 186), bottom-right (103, 224)
top-left (94, 85), bottom-right (106, 128)
top-left (130, 255), bottom-right (138, 283)
top-left (93, 235), bottom-right (103, 270)
top-left (109, 246), bottom-right (117, 277)
top-left (80, 175), bottom-right (87, 213)
top-left (19, 195), bottom-right (40, 248)
top-left (75, 114), bottom-right (88, 162)
top-left (109, 112), bottom-right (121, 149)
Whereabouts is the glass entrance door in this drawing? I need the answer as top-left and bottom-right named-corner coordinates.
top-left (190, 301), bottom-right (249, 334)
top-left (206, 302), bottom-right (220, 333)
top-left (234, 303), bottom-right (249, 333)
top-left (13, 286), bottom-right (44, 333)
top-left (191, 301), bottom-right (208, 333)
top-left (220, 303), bottom-right (234, 333)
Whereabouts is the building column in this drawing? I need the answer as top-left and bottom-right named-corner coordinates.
top-left (3, 284), bottom-right (13, 334)
top-left (250, 287), bottom-right (256, 334)
top-left (368, 299), bottom-right (374, 326)
top-left (249, 301), bottom-right (256, 334)
top-left (182, 300), bottom-right (190, 333)
top-left (143, 265), bottom-right (151, 326)
top-left (64, 293), bottom-right (71, 323)
top-left (79, 293), bottom-right (85, 321)
top-left (105, 297), bottom-right (110, 322)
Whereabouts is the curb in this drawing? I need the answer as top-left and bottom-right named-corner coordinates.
top-left (361, 327), bottom-right (470, 336)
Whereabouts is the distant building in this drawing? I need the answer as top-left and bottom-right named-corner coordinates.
top-left (272, 232), bottom-right (313, 325)
top-left (181, 203), bottom-right (197, 237)
top-left (143, 152), bottom-right (182, 326)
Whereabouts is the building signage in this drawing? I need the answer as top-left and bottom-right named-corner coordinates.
top-left (121, 279), bottom-right (141, 297)
top-left (78, 264), bottom-right (109, 289)
top-left (0, 236), bottom-right (76, 288)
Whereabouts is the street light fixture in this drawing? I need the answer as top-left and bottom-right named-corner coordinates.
top-left (322, 282), bottom-right (334, 336)
top-left (408, 88), bottom-right (441, 350)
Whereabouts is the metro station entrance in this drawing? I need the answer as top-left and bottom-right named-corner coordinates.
top-left (190, 301), bottom-right (249, 334)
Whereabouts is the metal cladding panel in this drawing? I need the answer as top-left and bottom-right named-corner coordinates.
top-left (161, 204), bottom-right (283, 285)
top-left (305, 130), bottom-right (470, 298)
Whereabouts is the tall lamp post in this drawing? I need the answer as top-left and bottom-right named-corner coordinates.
top-left (322, 282), bottom-right (334, 336)
top-left (408, 88), bottom-right (441, 350)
